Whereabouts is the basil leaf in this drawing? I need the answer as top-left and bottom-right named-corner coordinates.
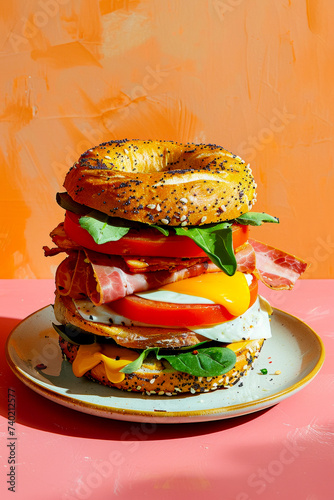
top-left (236, 212), bottom-right (279, 226)
top-left (120, 347), bottom-right (158, 374)
top-left (174, 223), bottom-right (236, 276)
top-left (158, 347), bottom-right (236, 377)
top-left (79, 212), bottom-right (131, 244)
top-left (121, 345), bottom-right (237, 377)
top-left (151, 224), bottom-right (169, 236)
top-left (53, 323), bottom-right (96, 345)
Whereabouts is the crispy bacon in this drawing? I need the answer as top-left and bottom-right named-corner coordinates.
top-left (235, 243), bottom-right (256, 274)
top-left (47, 223), bottom-right (80, 252)
top-left (249, 239), bottom-right (308, 290)
top-left (56, 250), bottom-right (212, 305)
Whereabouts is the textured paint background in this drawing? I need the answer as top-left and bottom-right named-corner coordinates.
top-left (0, 0), bottom-right (333, 279)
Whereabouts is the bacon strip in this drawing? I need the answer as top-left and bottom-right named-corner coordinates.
top-left (45, 223), bottom-right (80, 254)
top-left (249, 239), bottom-right (308, 290)
top-left (55, 251), bottom-right (91, 299)
top-left (56, 250), bottom-right (213, 305)
top-left (236, 243), bottom-right (256, 274)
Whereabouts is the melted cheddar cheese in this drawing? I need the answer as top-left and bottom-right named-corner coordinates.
top-left (72, 344), bottom-right (138, 383)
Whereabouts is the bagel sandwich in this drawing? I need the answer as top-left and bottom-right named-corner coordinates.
top-left (44, 139), bottom-right (307, 396)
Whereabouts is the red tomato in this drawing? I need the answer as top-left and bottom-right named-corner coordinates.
top-left (110, 277), bottom-right (258, 327)
top-left (64, 211), bottom-right (249, 258)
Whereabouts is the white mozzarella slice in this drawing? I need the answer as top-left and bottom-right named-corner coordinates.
top-left (73, 295), bottom-right (272, 343)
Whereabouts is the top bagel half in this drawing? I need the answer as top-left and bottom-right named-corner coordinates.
top-left (64, 139), bottom-right (256, 226)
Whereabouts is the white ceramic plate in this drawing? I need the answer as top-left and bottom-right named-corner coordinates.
top-left (6, 305), bottom-right (325, 423)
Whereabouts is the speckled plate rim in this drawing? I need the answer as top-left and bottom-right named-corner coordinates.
top-left (5, 305), bottom-right (325, 423)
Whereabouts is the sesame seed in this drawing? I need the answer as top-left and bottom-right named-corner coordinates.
top-left (161, 218), bottom-right (169, 224)
top-left (200, 216), bottom-right (207, 223)
top-left (146, 204), bottom-right (156, 209)
top-left (181, 221), bottom-right (187, 226)
top-left (180, 197), bottom-right (188, 204)
top-left (220, 205), bottom-right (227, 212)
top-left (180, 215), bottom-right (187, 221)
top-left (275, 370), bottom-right (281, 375)
top-left (156, 204), bottom-right (161, 212)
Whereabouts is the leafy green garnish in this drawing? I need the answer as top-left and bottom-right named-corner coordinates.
top-left (175, 223), bottom-right (236, 276)
top-left (235, 212), bottom-right (279, 226)
top-left (120, 344), bottom-right (237, 377)
top-left (151, 224), bottom-right (169, 236)
top-left (79, 212), bottom-right (131, 244)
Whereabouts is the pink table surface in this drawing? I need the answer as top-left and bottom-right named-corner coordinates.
top-left (1, 279), bottom-right (333, 500)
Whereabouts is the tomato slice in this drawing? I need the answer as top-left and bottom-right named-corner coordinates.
top-left (110, 276), bottom-right (258, 327)
top-left (64, 211), bottom-right (249, 258)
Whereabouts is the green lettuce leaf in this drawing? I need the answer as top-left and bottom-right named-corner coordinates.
top-left (175, 223), bottom-right (236, 276)
top-left (235, 212), bottom-right (279, 226)
top-left (151, 224), bottom-right (169, 236)
top-left (79, 212), bottom-right (131, 244)
top-left (120, 344), bottom-right (237, 377)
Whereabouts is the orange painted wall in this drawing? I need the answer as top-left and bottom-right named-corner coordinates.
top-left (1, 0), bottom-right (333, 279)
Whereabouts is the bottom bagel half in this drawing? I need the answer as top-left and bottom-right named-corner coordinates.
top-left (58, 336), bottom-right (264, 396)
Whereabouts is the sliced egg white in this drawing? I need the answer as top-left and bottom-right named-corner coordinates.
top-left (189, 296), bottom-right (272, 343)
top-left (73, 293), bottom-right (272, 343)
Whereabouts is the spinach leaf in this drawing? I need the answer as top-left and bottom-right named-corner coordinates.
top-left (120, 344), bottom-right (237, 377)
top-left (151, 224), bottom-right (169, 236)
top-left (120, 348), bottom-right (155, 374)
top-left (159, 346), bottom-right (236, 377)
top-left (174, 223), bottom-right (236, 276)
top-left (79, 212), bottom-right (131, 244)
top-left (236, 212), bottom-right (279, 226)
